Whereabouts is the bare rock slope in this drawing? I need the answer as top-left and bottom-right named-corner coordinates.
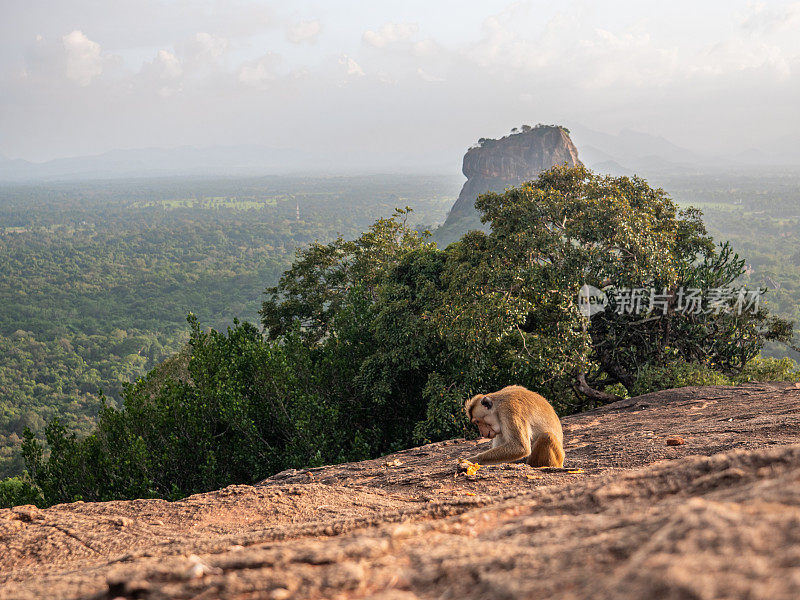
top-left (3, 382), bottom-right (800, 599)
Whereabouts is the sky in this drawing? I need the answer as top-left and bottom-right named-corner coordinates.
top-left (1, 0), bottom-right (799, 166)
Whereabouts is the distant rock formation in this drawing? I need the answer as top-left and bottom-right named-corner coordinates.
top-left (436, 125), bottom-right (581, 245)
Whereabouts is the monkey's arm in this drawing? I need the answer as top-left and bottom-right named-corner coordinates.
top-left (469, 442), bottom-right (529, 465)
top-left (469, 416), bottom-right (530, 465)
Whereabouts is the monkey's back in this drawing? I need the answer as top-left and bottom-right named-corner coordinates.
top-left (493, 385), bottom-right (563, 444)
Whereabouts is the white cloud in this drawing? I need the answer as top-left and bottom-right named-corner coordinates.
top-left (220, 4), bottom-right (275, 37)
top-left (154, 49), bottom-right (182, 79)
top-left (466, 8), bottom-right (551, 71)
top-left (339, 54), bottom-right (365, 77)
top-left (590, 28), bottom-right (651, 51)
top-left (238, 52), bottom-right (281, 88)
top-left (412, 39), bottom-right (441, 58)
top-left (4, 2), bottom-right (800, 163)
top-left (739, 1), bottom-right (800, 33)
top-left (62, 30), bottom-right (102, 85)
top-left (377, 70), bottom-right (396, 85)
top-left (417, 67), bottom-right (444, 82)
top-left (182, 32), bottom-right (228, 65)
top-left (363, 22), bottom-right (418, 48)
top-left (137, 49), bottom-right (184, 97)
top-left (287, 20), bottom-right (321, 44)
top-left (462, 4), bottom-right (797, 89)
top-left (692, 38), bottom-right (791, 80)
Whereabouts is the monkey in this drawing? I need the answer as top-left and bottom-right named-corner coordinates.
top-left (464, 385), bottom-right (564, 468)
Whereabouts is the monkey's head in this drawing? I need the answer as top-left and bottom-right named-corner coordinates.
top-left (465, 394), bottom-right (499, 439)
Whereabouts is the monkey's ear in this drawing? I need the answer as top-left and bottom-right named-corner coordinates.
top-left (481, 397), bottom-right (493, 410)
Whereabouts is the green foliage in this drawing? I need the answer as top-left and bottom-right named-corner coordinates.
top-left (470, 166), bottom-right (794, 405)
top-left (629, 360), bottom-right (730, 397)
top-left (734, 356), bottom-right (800, 383)
top-left (630, 355), bottom-right (800, 397)
top-left (650, 168), bottom-right (800, 361)
top-left (413, 374), bottom-right (471, 444)
top-left (265, 210), bottom-right (453, 457)
top-left (21, 316), bottom-right (337, 504)
top-left (0, 175), bottom-right (456, 478)
top-left (258, 166), bottom-right (794, 452)
top-left (0, 475), bottom-right (43, 508)
top-left (457, 165), bottom-right (768, 407)
top-left (0, 329), bottom-right (179, 478)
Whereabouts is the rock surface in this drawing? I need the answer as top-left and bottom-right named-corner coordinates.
top-left (3, 382), bottom-right (800, 599)
top-left (437, 126), bottom-right (582, 245)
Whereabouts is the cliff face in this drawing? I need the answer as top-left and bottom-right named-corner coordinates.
top-left (437, 125), bottom-right (581, 243)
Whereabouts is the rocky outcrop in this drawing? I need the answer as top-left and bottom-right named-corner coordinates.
top-left (437, 125), bottom-right (582, 245)
top-left (3, 382), bottom-right (800, 599)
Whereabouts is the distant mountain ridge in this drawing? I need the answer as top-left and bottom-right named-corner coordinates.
top-left (0, 144), bottom-right (459, 182)
top-left (0, 145), bottom-right (316, 182)
top-left (3, 125), bottom-right (798, 184)
top-left (566, 125), bottom-right (800, 174)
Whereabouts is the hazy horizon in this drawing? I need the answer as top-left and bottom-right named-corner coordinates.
top-left (2, 1), bottom-right (800, 169)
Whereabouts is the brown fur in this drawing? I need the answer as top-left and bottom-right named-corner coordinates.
top-left (465, 385), bottom-right (564, 468)
top-left (528, 431), bottom-right (565, 467)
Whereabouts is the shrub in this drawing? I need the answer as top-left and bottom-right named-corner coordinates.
top-left (630, 360), bottom-right (730, 397)
top-left (0, 476), bottom-right (43, 509)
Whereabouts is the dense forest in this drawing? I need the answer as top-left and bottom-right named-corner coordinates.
top-left (0, 175), bottom-right (458, 477)
top-left (651, 167), bottom-right (800, 360)
top-left (6, 166), bottom-right (800, 508)
top-left (1, 165), bottom-right (799, 506)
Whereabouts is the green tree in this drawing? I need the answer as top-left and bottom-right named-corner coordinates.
top-left (451, 166), bottom-right (792, 407)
